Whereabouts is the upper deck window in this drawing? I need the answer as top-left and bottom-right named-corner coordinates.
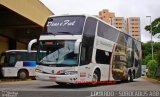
top-left (44, 16), bottom-right (85, 35)
top-left (97, 21), bottom-right (119, 42)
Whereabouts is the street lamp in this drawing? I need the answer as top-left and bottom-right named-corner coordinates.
top-left (146, 16), bottom-right (154, 60)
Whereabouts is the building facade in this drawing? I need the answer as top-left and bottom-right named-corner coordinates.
top-left (112, 17), bottom-right (126, 32)
top-left (99, 9), bottom-right (141, 41)
top-left (0, 0), bottom-right (53, 52)
top-left (126, 17), bottom-right (141, 40)
top-left (99, 9), bottom-right (115, 23)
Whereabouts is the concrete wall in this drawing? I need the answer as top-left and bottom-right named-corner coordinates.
top-left (0, 0), bottom-right (54, 52)
top-left (16, 41), bottom-right (27, 50)
top-left (0, 36), bottom-right (8, 52)
top-left (0, 0), bottom-right (53, 26)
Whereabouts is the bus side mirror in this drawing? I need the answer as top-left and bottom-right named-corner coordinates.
top-left (74, 39), bottom-right (81, 54)
top-left (28, 39), bottom-right (37, 53)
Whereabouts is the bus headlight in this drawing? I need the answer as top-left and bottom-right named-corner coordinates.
top-left (35, 66), bottom-right (43, 73)
top-left (65, 71), bottom-right (78, 75)
top-left (35, 68), bottom-right (42, 73)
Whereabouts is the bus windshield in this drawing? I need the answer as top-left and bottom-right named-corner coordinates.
top-left (44, 16), bottom-right (85, 35)
top-left (37, 40), bottom-right (78, 66)
top-left (0, 52), bottom-right (16, 67)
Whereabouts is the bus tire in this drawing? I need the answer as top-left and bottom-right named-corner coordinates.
top-left (133, 70), bottom-right (136, 79)
top-left (121, 76), bottom-right (129, 83)
top-left (18, 70), bottom-right (28, 80)
top-left (92, 70), bottom-right (100, 85)
top-left (128, 71), bottom-right (133, 82)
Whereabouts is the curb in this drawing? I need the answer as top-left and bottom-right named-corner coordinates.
top-left (142, 76), bottom-right (160, 84)
top-left (0, 78), bottom-right (32, 83)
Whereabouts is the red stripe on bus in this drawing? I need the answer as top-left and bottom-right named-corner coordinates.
top-left (80, 73), bottom-right (86, 77)
top-left (49, 76), bottom-right (56, 80)
top-left (75, 80), bottom-right (116, 84)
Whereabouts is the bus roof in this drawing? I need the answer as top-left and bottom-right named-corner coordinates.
top-left (47, 14), bottom-right (141, 42)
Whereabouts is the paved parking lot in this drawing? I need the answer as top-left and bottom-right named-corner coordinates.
top-left (0, 77), bottom-right (160, 97)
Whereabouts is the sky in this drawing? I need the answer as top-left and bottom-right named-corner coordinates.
top-left (40, 0), bottom-right (160, 42)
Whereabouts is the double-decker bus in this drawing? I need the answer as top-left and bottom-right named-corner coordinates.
top-left (35, 15), bottom-right (142, 85)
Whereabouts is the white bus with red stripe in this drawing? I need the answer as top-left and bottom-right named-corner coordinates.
top-left (35, 15), bottom-right (142, 85)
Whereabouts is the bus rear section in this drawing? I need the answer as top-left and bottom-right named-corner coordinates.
top-left (0, 50), bottom-right (37, 79)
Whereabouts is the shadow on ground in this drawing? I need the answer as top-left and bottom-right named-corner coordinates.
top-left (38, 80), bottom-right (139, 89)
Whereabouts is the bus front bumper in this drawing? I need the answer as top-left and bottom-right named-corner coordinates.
top-left (36, 72), bottom-right (78, 83)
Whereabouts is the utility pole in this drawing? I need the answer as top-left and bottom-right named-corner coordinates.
top-left (146, 16), bottom-right (154, 60)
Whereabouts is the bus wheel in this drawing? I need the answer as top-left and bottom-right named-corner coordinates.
top-left (128, 71), bottom-right (133, 82)
top-left (133, 70), bottom-right (136, 79)
top-left (92, 70), bottom-right (100, 85)
top-left (18, 70), bottom-right (28, 80)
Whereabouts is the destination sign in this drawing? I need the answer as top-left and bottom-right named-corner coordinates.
top-left (47, 20), bottom-right (76, 27)
top-left (44, 16), bottom-right (85, 35)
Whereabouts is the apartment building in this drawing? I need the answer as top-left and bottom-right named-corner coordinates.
top-left (99, 9), bottom-right (115, 23)
top-left (112, 17), bottom-right (126, 32)
top-left (99, 9), bottom-right (141, 40)
top-left (126, 17), bottom-right (141, 40)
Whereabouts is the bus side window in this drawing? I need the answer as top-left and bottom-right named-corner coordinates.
top-left (81, 47), bottom-right (86, 62)
top-left (80, 17), bottom-right (97, 65)
top-left (7, 56), bottom-right (16, 67)
top-left (9, 56), bottom-right (16, 64)
top-left (96, 49), bottom-right (111, 64)
top-left (80, 46), bottom-right (92, 65)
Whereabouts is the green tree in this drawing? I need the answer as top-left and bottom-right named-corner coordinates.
top-left (142, 42), bottom-right (160, 65)
top-left (145, 17), bottom-right (160, 36)
top-left (142, 42), bottom-right (152, 58)
top-left (155, 51), bottom-right (160, 77)
top-left (157, 51), bottom-right (160, 66)
top-left (147, 60), bottom-right (158, 78)
top-left (153, 42), bottom-right (160, 54)
top-left (143, 54), bottom-right (152, 65)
